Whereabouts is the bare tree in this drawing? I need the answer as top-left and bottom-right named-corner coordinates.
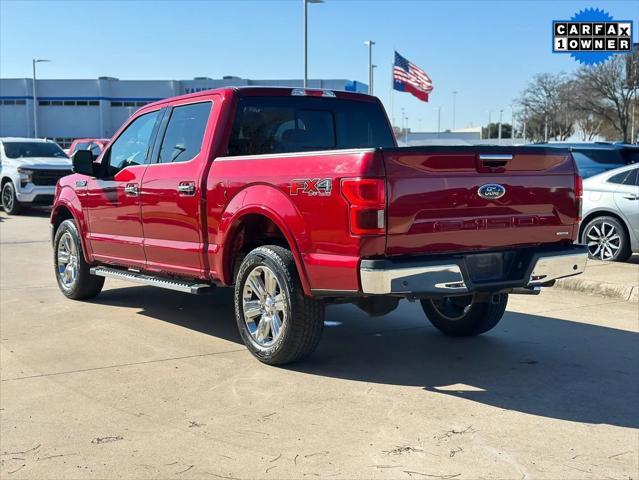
top-left (517, 73), bottom-right (574, 142)
top-left (572, 55), bottom-right (635, 142)
top-left (575, 113), bottom-right (602, 141)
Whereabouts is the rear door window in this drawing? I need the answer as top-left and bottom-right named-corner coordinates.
top-left (158, 102), bottom-right (212, 164)
top-left (227, 96), bottom-right (394, 156)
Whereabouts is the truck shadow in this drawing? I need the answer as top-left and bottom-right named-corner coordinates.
top-left (96, 286), bottom-right (638, 429)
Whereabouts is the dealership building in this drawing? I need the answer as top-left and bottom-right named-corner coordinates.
top-left (0, 77), bottom-right (367, 148)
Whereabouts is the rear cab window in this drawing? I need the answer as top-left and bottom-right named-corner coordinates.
top-left (227, 95), bottom-right (395, 156)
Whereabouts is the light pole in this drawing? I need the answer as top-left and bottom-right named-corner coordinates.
top-left (32, 58), bottom-right (50, 138)
top-left (452, 90), bottom-right (458, 131)
top-left (303, 0), bottom-right (323, 88)
top-left (486, 110), bottom-right (492, 139)
top-left (371, 64), bottom-right (377, 96)
top-left (404, 114), bottom-right (409, 144)
top-left (510, 104), bottom-right (515, 144)
top-left (364, 40), bottom-right (375, 95)
top-left (498, 109), bottom-right (504, 140)
top-left (437, 106), bottom-right (442, 137)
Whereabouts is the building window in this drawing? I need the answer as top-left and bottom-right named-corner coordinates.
top-left (111, 101), bottom-right (123, 107)
top-left (0, 99), bottom-right (26, 105)
top-left (37, 99), bottom-right (101, 106)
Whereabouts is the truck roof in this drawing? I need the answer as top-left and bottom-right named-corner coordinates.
top-left (144, 86), bottom-right (377, 109)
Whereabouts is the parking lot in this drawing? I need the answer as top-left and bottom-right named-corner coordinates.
top-left (1, 211), bottom-right (638, 479)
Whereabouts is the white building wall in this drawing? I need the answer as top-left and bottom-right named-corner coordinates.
top-left (0, 77), bottom-right (367, 147)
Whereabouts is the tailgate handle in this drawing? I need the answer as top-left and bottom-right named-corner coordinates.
top-left (479, 154), bottom-right (512, 168)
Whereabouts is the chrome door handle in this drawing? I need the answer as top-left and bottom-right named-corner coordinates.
top-left (124, 183), bottom-right (139, 196)
top-left (177, 182), bottom-right (195, 196)
top-left (624, 194), bottom-right (639, 200)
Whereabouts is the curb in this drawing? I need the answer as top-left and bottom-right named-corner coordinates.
top-left (555, 277), bottom-right (639, 303)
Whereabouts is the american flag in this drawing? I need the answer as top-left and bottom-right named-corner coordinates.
top-left (393, 51), bottom-right (433, 102)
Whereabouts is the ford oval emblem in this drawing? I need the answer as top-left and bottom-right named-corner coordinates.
top-left (477, 183), bottom-right (506, 200)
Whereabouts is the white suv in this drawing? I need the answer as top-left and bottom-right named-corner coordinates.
top-left (0, 137), bottom-right (72, 214)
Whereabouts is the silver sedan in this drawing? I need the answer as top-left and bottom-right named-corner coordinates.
top-left (580, 164), bottom-right (639, 262)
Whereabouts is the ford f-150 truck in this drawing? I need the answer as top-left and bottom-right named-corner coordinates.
top-left (51, 87), bottom-right (587, 365)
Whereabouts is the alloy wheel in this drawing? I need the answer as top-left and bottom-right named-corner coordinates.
top-left (585, 221), bottom-right (621, 260)
top-left (242, 265), bottom-right (287, 347)
top-left (57, 232), bottom-right (79, 289)
top-left (2, 184), bottom-right (14, 212)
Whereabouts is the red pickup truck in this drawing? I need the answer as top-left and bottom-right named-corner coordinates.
top-left (51, 87), bottom-right (587, 365)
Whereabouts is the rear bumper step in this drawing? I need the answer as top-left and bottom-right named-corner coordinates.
top-left (90, 266), bottom-right (214, 294)
top-left (360, 244), bottom-right (587, 296)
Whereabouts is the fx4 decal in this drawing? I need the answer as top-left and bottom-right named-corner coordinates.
top-left (289, 178), bottom-right (332, 197)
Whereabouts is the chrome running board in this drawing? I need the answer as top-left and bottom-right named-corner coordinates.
top-left (90, 266), bottom-right (214, 294)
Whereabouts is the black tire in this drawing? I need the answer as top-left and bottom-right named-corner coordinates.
top-left (581, 215), bottom-right (631, 262)
top-left (1, 181), bottom-right (22, 215)
top-left (234, 245), bottom-right (324, 365)
top-left (53, 219), bottom-right (104, 300)
top-left (420, 294), bottom-right (508, 336)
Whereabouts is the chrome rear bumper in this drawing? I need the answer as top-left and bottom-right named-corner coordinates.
top-left (360, 245), bottom-right (587, 295)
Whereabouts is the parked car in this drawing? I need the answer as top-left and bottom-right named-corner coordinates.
top-left (535, 143), bottom-right (639, 178)
top-left (68, 138), bottom-right (110, 159)
top-left (51, 87), bottom-right (587, 365)
top-left (580, 163), bottom-right (639, 262)
top-left (1, 137), bottom-right (72, 214)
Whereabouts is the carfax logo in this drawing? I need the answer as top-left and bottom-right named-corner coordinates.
top-left (552, 8), bottom-right (633, 64)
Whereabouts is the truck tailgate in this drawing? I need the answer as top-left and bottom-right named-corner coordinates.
top-left (382, 146), bottom-right (579, 256)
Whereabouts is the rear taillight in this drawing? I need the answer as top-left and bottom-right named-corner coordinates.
top-left (575, 174), bottom-right (583, 223)
top-left (341, 178), bottom-right (386, 235)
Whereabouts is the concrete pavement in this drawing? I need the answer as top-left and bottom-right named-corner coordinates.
top-left (1, 212), bottom-right (638, 479)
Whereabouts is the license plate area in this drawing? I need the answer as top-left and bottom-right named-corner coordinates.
top-left (465, 252), bottom-right (516, 283)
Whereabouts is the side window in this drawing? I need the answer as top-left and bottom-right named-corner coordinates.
top-left (107, 110), bottom-right (159, 176)
top-left (74, 142), bottom-right (90, 152)
top-left (89, 143), bottom-right (103, 158)
top-left (158, 102), bottom-right (211, 164)
top-left (623, 168), bottom-right (638, 186)
top-left (608, 171), bottom-right (631, 185)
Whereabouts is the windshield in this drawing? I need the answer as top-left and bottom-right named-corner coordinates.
top-left (3, 142), bottom-right (68, 159)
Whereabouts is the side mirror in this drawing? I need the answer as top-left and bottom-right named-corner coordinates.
top-left (72, 150), bottom-right (96, 176)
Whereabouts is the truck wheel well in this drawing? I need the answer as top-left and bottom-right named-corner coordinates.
top-left (579, 211), bottom-right (630, 243)
top-left (227, 214), bottom-right (290, 284)
top-left (52, 206), bottom-right (74, 232)
top-left (1, 177), bottom-right (12, 187)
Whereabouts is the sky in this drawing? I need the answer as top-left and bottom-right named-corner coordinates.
top-left (0, 0), bottom-right (637, 132)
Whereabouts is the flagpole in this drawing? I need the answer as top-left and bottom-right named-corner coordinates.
top-left (390, 79), bottom-right (394, 127)
top-left (390, 50), bottom-right (395, 127)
